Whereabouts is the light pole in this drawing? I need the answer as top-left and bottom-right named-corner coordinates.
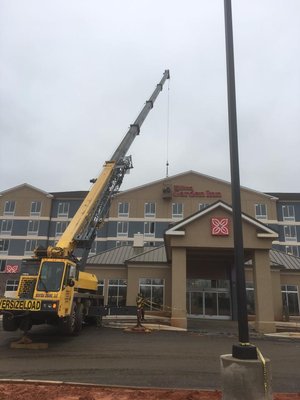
top-left (223, 0), bottom-right (257, 359)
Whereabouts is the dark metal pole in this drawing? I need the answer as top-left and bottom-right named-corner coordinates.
top-left (223, 0), bottom-right (257, 359)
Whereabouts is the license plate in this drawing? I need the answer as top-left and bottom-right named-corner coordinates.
top-left (0, 298), bottom-right (42, 311)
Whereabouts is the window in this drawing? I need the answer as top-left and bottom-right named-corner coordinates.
top-left (4, 201), bottom-right (15, 216)
top-left (246, 282), bottom-right (255, 315)
top-left (172, 203), bottom-right (183, 219)
top-left (255, 204), bottom-right (267, 220)
top-left (139, 278), bottom-right (164, 311)
top-left (117, 221), bottom-right (128, 237)
top-left (285, 245), bottom-right (299, 257)
top-left (30, 201), bottom-right (41, 216)
top-left (284, 225), bottom-right (297, 242)
top-left (116, 241), bottom-right (130, 247)
top-left (282, 205), bottom-right (295, 221)
top-left (24, 239), bottom-right (37, 255)
top-left (1, 220), bottom-right (13, 235)
top-left (57, 202), bottom-right (69, 217)
top-left (97, 279), bottom-right (105, 296)
top-left (118, 202), bottom-right (129, 217)
top-left (107, 279), bottom-right (127, 306)
top-left (89, 241), bottom-right (97, 256)
top-left (37, 261), bottom-right (65, 292)
top-left (199, 203), bottom-right (209, 211)
top-left (0, 260), bottom-right (6, 272)
top-left (144, 202), bottom-right (156, 218)
top-left (144, 221), bottom-right (155, 237)
top-left (5, 280), bottom-right (19, 292)
top-left (27, 220), bottom-right (39, 235)
top-left (0, 239), bottom-right (9, 254)
top-left (55, 221), bottom-right (69, 236)
top-left (281, 285), bottom-right (299, 316)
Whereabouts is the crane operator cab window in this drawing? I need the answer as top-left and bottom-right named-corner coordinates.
top-left (37, 261), bottom-right (65, 292)
top-left (62, 264), bottom-right (76, 289)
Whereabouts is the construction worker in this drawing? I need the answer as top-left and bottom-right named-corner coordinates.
top-left (136, 293), bottom-right (145, 326)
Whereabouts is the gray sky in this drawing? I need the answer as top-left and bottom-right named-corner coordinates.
top-left (1, 0), bottom-right (300, 194)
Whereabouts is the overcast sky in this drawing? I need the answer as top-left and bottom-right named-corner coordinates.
top-left (1, 0), bottom-right (299, 195)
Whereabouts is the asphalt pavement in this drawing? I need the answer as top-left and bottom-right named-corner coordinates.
top-left (0, 320), bottom-right (300, 393)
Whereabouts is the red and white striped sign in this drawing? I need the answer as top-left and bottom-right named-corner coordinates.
top-left (5, 264), bottom-right (19, 273)
top-left (211, 217), bottom-right (229, 236)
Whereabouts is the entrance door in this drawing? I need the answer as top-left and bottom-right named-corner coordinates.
top-left (187, 279), bottom-right (231, 319)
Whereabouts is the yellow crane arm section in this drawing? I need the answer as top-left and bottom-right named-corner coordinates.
top-left (48, 161), bottom-right (116, 257)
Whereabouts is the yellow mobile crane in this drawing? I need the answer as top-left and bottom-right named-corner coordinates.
top-left (0, 70), bottom-right (170, 335)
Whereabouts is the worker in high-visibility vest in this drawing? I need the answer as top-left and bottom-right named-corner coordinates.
top-left (136, 293), bottom-right (145, 326)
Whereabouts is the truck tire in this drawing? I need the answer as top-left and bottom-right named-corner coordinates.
top-left (74, 303), bottom-right (83, 334)
top-left (59, 302), bottom-right (77, 335)
top-left (2, 314), bottom-right (20, 331)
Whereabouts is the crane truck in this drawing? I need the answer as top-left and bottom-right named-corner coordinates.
top-left (0, 70), bottom-right (170, 336)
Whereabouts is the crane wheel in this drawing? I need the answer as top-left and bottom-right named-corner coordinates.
top-left (2, 314), bottom-right (20, 331)
top-left (59, 302), bottom-right (77, 335)
top-left (74, 303), bottom-right (84, 334)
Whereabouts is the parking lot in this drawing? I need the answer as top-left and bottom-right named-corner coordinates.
top-left (0, 320), bottom-right (300, 393)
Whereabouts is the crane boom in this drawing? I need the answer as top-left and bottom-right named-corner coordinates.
top-left (48, 70), bottom-right (170, 261)
top-left (111, 69), bottom-right (170, 161)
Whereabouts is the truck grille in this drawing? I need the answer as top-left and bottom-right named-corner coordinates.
top-left (17, 276), bottom-right (37, 299)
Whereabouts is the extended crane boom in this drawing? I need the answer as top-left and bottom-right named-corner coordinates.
top-left (48, 69), bottom-right (170, 263)
top-left (0, 70), bottom-right (170, 337)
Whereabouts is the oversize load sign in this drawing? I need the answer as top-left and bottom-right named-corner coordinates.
top-left (0, 298), bottom-right (41, 311)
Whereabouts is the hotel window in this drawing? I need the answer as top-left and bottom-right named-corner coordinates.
top-left (4, 200), bottom-right (15, 216)
top-left (55, 221), bottom-right (69, 236)
top-left (282, 205), bottom-right (295, 221)
top-left (285, 245), bottom-right (299, 257)
top-left (0, 260), bottom-right (6, 272)
top-left (118, 202), bottom-right (129, 217)
top-left (139, 278), bottom-right (164, 311)
top-left (199, 203), bottom-right (209, 211)
top-left (116, 240), bottom-right (130, 247)
top-left (117, 221), bottom-right (128, 237)
top-left (281, 285), bottom-right (299, 316)
top-left (284, 225), bottom-right (297, 242)
top-left (107, 279), bottom-right (127, 306)
top-left (97, 279), bottom-right (105, 296)
top-left (255, 204), bottom-right (267, 220)
top-left (144, 221), bottom-right (155, 237)
top-left (5, 280), bottom-right (19, 292)
top-left (57, 202), bottom-right (70, 218)
top-left (30, 201), bottom-right (41, 216)
top-left (24, 239), bottom-right (37, 255)
top-left (144, 202), bottom-right (156, 218)
top-left (1, 220), bottom-right (13, 235)
top-left (89, 241), bottom-right (97, 256)
top-left (172, 203), bottom-right (183, 219)
top-left (0, 239), bottom-right (9, 254)
top-left (27, 220), bottom-right (39, 235)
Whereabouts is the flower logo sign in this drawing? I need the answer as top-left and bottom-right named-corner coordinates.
top-left (211, 217), bottom-right (229, 236)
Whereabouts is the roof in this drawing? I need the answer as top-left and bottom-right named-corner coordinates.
top-left (87, 243), bottom-right (299, 271)
top-left (127, 245), bottom-right (167, 263)
top-left (266, 193), bottom-right (300, 201)
top-left (87, 245), bottom-right (167, 265)
top-left (0, 183), bottom-right (53, 198)
top-left (50, 191), bottom-right (88, 199)
top-left (269, 249), bottom-right (300, 271)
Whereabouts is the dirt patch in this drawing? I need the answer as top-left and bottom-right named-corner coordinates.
top-left (0, 383), bottom-right (299, 400)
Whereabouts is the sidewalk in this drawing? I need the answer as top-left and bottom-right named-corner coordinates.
top-left (102, 315), bottom-right (300, 339)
